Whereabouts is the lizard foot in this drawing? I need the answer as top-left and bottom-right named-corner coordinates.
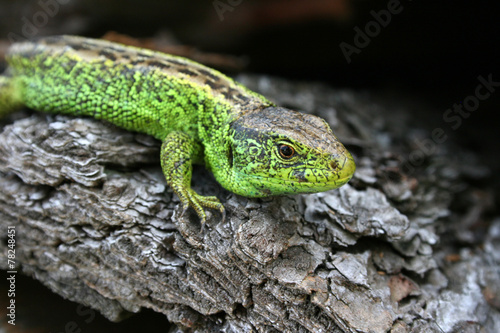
top-left (179, 188), bottom-right (225, 227)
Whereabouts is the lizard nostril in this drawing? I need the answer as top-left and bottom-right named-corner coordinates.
top-left (329, 160), bottom-right (338, 170)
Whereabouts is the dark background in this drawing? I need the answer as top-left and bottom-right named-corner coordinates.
top-left (0, 0), bottom-right (498, 331)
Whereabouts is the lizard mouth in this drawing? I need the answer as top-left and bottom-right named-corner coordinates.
top-left (235, 157), bottom-right (355, 196)
top-left (247, 173), bottom-right (354, 194)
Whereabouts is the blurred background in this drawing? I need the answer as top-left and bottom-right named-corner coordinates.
top-left (0, 0), bottom-right (498, 331)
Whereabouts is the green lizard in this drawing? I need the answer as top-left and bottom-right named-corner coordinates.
top-left (0, 35), bottom-right (355, 225)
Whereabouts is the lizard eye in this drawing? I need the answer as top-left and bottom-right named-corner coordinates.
top-left (278, 144), bottom-right (295, 159)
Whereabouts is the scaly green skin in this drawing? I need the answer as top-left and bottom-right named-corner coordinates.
top-left (0, 35), bottom-right (356, 225)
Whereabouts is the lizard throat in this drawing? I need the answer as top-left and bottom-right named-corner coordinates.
top-left (231, 171), bottom-right (354, 198)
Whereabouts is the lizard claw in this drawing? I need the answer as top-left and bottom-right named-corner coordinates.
top-left (180, 205), bottom-right (189, 218)
top-left (177, 188), bottom-right (225, 229)
top-left (220, 208), bottom-right (226, 224)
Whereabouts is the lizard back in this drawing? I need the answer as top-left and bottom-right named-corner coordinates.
top-left (5, 35), bottom-right (268, 141)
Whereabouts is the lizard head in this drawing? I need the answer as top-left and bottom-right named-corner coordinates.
top-left (227, 106), bottom-right (355, 197)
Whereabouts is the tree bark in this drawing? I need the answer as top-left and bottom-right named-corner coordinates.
top-left (0, 75), bottom-right (498, 332)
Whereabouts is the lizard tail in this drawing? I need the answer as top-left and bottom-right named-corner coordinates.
top-left (0, 74), bottom-right (23, 118)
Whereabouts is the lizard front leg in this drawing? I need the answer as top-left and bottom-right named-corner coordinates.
top-left (160, 131), bottom-right (224, 226)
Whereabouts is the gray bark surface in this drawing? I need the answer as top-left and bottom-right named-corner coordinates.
top-left (0, 75), bottom-right (498, 332)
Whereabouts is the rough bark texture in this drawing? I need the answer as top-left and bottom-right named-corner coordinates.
top-left (0, 75), bottom-right (499, 332)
